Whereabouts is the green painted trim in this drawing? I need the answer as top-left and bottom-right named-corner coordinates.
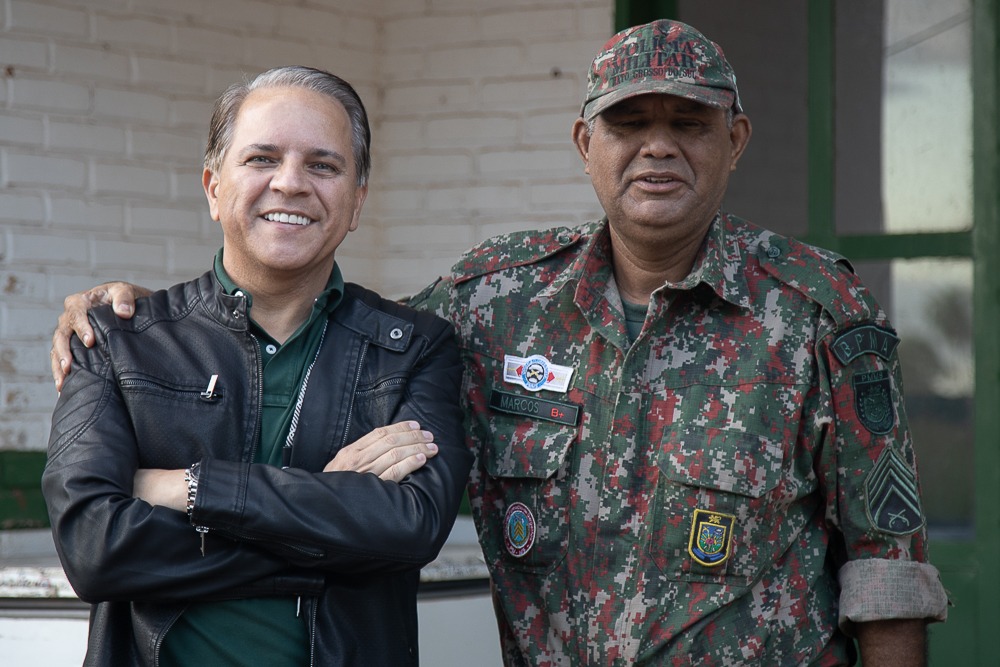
top-left (615, 0), bottom-right (630, 31)
top-left (835, 232), bottom-right (972, 261)
top-left (806, 0), bottom-right (837, 251)
top-left (0, 451), bottom-right (49, 530)
top-left (972, 0), bottom-right (1000, 660)
top-left (616, 0), bottom-right (678, 32)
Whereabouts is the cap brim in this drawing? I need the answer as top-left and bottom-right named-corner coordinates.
top-left (582, 80), bottom-right (737, 121)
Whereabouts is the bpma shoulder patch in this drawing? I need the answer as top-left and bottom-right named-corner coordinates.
top-left (865, 448), bottom-right (925, 536)
top-left (833, 324), bottom-right (900, 365)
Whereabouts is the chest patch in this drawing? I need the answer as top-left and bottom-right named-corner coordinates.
top-left (503, 354), bottom-right (574, 392)
top-left (688, 509), bottom-right (736, 567)
top-left (504, 502), bottom-right (536, 557)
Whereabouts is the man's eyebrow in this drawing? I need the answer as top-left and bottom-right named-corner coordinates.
top-left (238, 143), bottom-right (280, 156)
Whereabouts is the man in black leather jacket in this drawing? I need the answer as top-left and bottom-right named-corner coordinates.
top-left (42, 66), bottom-right (472, 666)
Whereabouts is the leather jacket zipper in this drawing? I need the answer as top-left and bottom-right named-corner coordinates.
top-left (248, 331), bottom-right (264, 462)
top-left (190, 328), bottom-right (265, 559)
top-left (152, 608), bottom-right (186, 667)
top-left (119, 377), bottom-right (222, 402)
top-left (308, 595), bottom-right (319, 667)
top-left (355, 377), bottom-right (406, 397)
top-left (339, 339), bottom-right (370, 448)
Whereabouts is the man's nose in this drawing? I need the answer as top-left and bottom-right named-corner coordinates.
top-left (270, 160), bottom-right (309, 194)
top-left (640, 127), bottom-right (680, 159)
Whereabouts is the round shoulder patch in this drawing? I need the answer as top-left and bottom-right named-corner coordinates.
top-left (504, 502), bottom-right (536, 558)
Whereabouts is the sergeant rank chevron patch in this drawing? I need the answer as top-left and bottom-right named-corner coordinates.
top-left (865, 448), bottom-right (925, 536)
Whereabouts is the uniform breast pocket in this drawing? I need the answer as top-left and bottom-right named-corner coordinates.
top-left (479, 416), bottom-right (576, 575)
top-left (647, 424), bottom-right (785, 586)
top-left (120, 372), bottom-right (231, 468)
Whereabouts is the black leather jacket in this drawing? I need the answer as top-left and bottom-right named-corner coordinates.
top-left (42, 270), bottom-right (473, 666)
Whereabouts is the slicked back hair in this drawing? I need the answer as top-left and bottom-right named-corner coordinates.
top-left (204, 66), bottom-right (372, 187)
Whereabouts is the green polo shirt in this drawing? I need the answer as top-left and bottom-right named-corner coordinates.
top-left (160, 249), bottom-right (343, 667)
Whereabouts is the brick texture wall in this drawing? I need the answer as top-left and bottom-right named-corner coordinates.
top-left (0, 0), bottom-right (612, 521)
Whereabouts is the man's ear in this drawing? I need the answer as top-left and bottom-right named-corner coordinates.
top-left (349, 184), bottom-right (368, 232)
top-left (728, 114), bottom-right (752, 172)
top-left (203, 168), bottom-right (221, 221)
top-left (571, 118), bottom-right (593, 175)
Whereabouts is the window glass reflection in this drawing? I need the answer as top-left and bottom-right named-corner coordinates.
top-left (883, 0), bottom-right (973, 233)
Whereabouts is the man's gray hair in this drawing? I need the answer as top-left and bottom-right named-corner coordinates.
top-left (204, 66), bottom-right (372, 187)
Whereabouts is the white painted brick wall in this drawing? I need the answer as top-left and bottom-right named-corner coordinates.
top-left (376, 0), bottom-right (611, 298)
top-left (0, 0), bottom-right (613, 451)
top-left (8, 1), bottom-right (89, 39)
top-left (6, 152), bottom-right (88, 189)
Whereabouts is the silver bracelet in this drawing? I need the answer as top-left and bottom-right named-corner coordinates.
top-left (184, 462), bottom-right (200, 518)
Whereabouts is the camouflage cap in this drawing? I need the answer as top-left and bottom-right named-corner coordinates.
top-left (582, 19), bottom-right (743, 121)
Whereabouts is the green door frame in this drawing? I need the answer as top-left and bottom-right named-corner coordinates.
top-left (618, 0), bottom-right (1000, 662)
top-left (970, 3), bottom-right (1000, 664)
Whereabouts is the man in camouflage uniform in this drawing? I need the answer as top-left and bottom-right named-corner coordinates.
top-left (406, 19), bottom-right (948, 666)
top-left (53, 19), bottom-right (948, 667)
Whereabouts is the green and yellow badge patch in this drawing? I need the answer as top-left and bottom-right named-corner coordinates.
top-left (688, 509), bottom-right (735, 567)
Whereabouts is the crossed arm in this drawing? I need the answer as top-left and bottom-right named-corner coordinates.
top-left (134, 420), bottom-right (441, 510)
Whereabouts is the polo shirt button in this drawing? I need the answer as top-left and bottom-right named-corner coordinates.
top-left (390, 328), bottom-right (403, 340)
top-left (265, 344), bottom-right (277, 354)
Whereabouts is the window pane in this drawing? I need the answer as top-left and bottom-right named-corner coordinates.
top-left (882, 0), bottom-right (973, 233)
top-left (856, 258), bottom-right (974, 538)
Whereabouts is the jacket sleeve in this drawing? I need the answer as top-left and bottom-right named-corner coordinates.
top-left (42, 334), bottom-right (321, 604)
top-left (191, 317), bottom-right (473, 573)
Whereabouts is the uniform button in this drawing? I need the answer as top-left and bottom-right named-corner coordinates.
top-left (390, 327), bottom-right (403, 340)
top-left (766, 245), bottom-right (781, 258)
top-left (265, 344), bottom-right (277, 355)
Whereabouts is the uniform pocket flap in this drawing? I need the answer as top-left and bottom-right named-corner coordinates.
top-left (486, 418), bottom-right (576, 480)
top-left (658, 426), bottom-right (783, 499)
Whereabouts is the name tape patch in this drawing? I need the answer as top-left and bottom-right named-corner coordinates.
top-left (489, 389), bottom-right (580, 426)
top-left (503, 354), bottom-right (574, 393)
top-left (833, 324), bottom-right (900, 365)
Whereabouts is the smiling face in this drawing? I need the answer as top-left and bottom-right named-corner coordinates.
top-left (572, 93), bottom-right (750, 250)
top-left (204, 85), bottom-right (368, 287)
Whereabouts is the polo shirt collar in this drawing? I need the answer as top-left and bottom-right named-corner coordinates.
top-left (212, 248), bottom-right (345, 316)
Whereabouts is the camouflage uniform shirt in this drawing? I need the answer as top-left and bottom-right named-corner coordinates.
top-left (410, 214), bottom-right (948, 666)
